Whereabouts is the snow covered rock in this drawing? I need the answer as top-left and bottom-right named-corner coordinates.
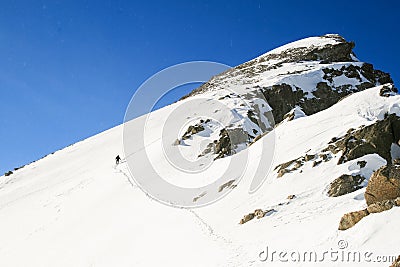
top-left (324, 113), bottom-right (400, 164)
top-left (184, 34), bottom-right (392, 125)
top-left (282, 106), bottom-right (306, 121)
top-left (380, 83), bottom-right (399, 97)
top-left (177, 34), bottom-right (394, 161)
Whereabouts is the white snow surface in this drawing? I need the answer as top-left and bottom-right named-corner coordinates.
top-left (264, 34), bottom-right (342, 56)
top-left (1, 86), bottom-right (400, 266)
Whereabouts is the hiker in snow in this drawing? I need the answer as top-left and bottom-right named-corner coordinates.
top-left (115, 155), bottom-right (121, 165)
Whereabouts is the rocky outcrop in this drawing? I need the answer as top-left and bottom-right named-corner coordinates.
top-left (218, 179), bottom-right (236, 192)
top-left (239, 213), bottom-right (255, 224)
top-left (328, 174), bottom-right (365, 197)
top-left (380, 83), bottom-right (398, 97)
top-left (261, 81), bottom-right (364, 124)
top-left (338, 196), bottom-right (400, 230)
top-left (275, 152), bottom-right (332, 177)
top-left (254, 209), bottom-right (266, 219)
top-left (214, 129), bottom-right (232, 159)
top-left (338, 209), bottom-right (369, 230)
top-left (181, 120), bottom-right (208, 140)
top-left (179, 34), bottom-right (396, 165)
top-left (259, 67), bottom-right (390, 125)
top-left (181, 34), bottom-right (393, 127)
top-left (367, 199), bottom-right (396, 213)
top-left (263, 35), bottom-right (355, 64)
top-left (324, 114), bottom-right (400, 164)
top-left (365, 164), bottom-right (400, 206)
top-left (212, 128), bottom-right (250, 159)
top-left (239, 209), bottom-right (274, 224)
top-left (260, 84), bottom-right (305, 123)
top-left (276, 113), bottom-right (400, 178)
top-left (338, 163), bottom-right (400, 230)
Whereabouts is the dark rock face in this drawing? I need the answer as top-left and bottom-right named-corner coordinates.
top-left (4, 171), bottom-right (13, 176)
top-left (365, 164), bottom-right (400, 206)
top-left (262, 67), bottom-right (392, 124)
top-left (211, 128), bottom-right (250, 159)
top-left (262, 80), bottom-right (352, 125)
top-left (361, 63), bottom-right (393, 85)
top-left (260, 84), bottom-right (305, 123)
top-left (324, 114), bottom-right (400, 164)
top-left (380, 83), bottom-right (398, 97)
top-left (214, 129), bottom-right (231, 159)
top-left (338, 209), bottom-right (369, 230)
top-left (357, 160), bottom-right (367, 168)
top-left (181, 121), bottom-right (207, 140)
top-left (328, 174), bottom-right (365, 197)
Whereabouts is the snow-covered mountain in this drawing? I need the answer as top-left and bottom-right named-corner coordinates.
top-left (1, 34), bottom-right (400, 266)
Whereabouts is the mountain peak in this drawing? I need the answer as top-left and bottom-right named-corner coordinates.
top-left (179, 35), bottom-right (393, 157)
top-left (259, 34), bottom-right (356, 64)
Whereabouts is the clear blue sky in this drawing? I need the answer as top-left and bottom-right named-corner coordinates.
top-left (1, 0), bottom-right (399, 174)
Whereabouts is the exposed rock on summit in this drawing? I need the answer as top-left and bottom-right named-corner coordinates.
top-left (177, 35), bottom-right (396, 164)
top-left (183, 34), bottom-right (393, 126)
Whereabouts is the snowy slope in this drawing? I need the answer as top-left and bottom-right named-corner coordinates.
top-left (1, 35), bottom-right (399, 267)
top-left (1, 86), bottom-right (399, 267)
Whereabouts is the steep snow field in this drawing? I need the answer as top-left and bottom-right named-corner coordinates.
top-left (1, 86), bottom-right (399, 266)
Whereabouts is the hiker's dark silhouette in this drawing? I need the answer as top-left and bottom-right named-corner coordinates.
top-left (115, 155), bottom-right (121, 165)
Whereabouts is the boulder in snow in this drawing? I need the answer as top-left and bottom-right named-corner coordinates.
top-left (338, 209), bottom-right (369, 230)
top-left (365, 164), bottom-right (400, 206)
top-left (328, 174), bottom-right (365, 197)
